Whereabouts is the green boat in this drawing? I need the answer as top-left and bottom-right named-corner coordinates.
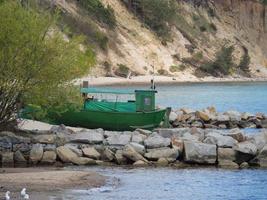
top-left (21, 85), bottom-right (169, 131)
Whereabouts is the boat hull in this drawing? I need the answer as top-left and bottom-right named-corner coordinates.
top-left (53, 109), bottom-right (166, 131)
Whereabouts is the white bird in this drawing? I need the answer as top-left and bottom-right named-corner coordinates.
top-left (23, 194), bottom-right (29, 200)
top-left (21, 188), bottom-right (26, 197)
top-left (5, 191), bottom-right (10, 200)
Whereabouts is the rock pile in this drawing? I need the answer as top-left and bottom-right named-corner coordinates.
top-left (169, 107), bottom-right (267, 129)
top-left (1, 124), bottom-right (267, 169)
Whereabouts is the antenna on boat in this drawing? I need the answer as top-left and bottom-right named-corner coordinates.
top-left (151, 62), bottom-right (156, 90)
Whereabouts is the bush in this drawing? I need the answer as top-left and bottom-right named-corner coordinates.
top-left (79, 0), bottom-right (116, 28)
top-left (157, 69), bottom-right (168, 75)
top-left (201, 45), bottom-right (235, 76)
top-left (115, 64), bottom-right (130, 77)
top-left (169, 65), bottom-right (186, 72)
top-left (122, 0), bottom-right (176, 38)
top-left (238, 48), bottom-right (250, 73)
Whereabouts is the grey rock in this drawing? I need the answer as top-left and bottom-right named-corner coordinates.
top-left (234, 141), bottom-right (258, 155)
top-left (56, 146), bottom-right (78, 163)
top-left (224, 111), bottom-right (241, 121)
top-left (144, 148), bottom-right (178, 161)
top-left (33, 134), bottom-right (55, 144)
top-left (102, 147), bottom-right (115, 161)
top-left (122, 144), bottom-right (147, 162)
top-left (0, 131), bottom-right (30, 144)
top-left (14, 150), bottom-right (27, 163)
top-left (43, 144), bottom-right (56, 151)
top-left (156, 158), bottom-right (169, 166)
top-left (169, 111), bottom-right (178, 122)
top-left (115, 150), bottom-right (127, 165)
top-left (64, 143), bottom-right (83, 157)
top-left (216, 114), bottom-right (230, 122)
top-left (144, 133), bottom-right (170, 148)
top-left (71, 157), bottom-right (96, 165)
top-left (240, 162), bottom-right (249, 169)
top-left (135, 129), bottom-right (152, 136)
top-left (131, 131), bottom-right (147, 144)
top-left (203, 131), bottom-right (238, 148)
top-left (41, 151), bottom-right (57, 163)
top-left (82, 147), bottom-right (101, 160)
top-left (1, 152), bottom-right (14, 164)
top-left (184, 141), bottom-right (216, 164)
top-left (30, 144), bottom-right (44, 164)
top-left (257, 145), bottom-right (267, 167)
top-left (50, 124), bottom-right (74, 135)
top-left (70, 129), bottom-right (104, 144)
top-left (105, 132), bottom-right (131, 146)
top-left (227, 128), bottom-right (246, 142)
top-left (129, 142), bottom-right (145, 155)
top-left (251, 131), bottom-right (267, 151)
top-left (218, 148), bottom-right (236, 162)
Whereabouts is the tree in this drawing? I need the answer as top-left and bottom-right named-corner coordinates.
top-left (0, 1), bottom-right (95, 129)
top-left (201, 45), bottom-right (235, 76)
top-left (238, 48), bottom-right (250, 73)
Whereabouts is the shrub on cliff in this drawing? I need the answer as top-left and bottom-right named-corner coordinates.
top-left (121, 0), bottom-right (176, 38)
top-left (238, 48), bottom-right (250, 73)
top-left (201, 45), bottom-right (235, 76)
top-left (0, 1), bottom-right (95, 128)
top-left (79, 0), bottom-right (116, 29)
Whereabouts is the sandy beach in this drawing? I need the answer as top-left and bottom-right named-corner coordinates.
top-left (75, 75), bottom-right (267, 86)
top-left (0, 167), bottom-right (105, 198)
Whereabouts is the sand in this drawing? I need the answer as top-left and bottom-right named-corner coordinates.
top-left (75, 75), bottom-right (267, 86)
top-left (0, 167), bottom-right (105, 198)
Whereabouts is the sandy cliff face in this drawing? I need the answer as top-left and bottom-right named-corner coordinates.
top-left (53, 0), bottom-right (267, 79)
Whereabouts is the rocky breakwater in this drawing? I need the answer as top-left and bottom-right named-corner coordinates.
top-left (1, 125), bottom-right (267, 169)
top-left (169, 107), bottom-right (267, 129)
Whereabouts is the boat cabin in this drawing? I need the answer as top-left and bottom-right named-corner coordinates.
top-left (80, 87), bottom-right (157, 113)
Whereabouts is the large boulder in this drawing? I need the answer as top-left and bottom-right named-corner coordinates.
top-left (69, 129), bottom-right (104, 144)
top-left (216, 114), bottom-right (230, 122)
top-left (169, 111), bottom-right (178, 122)
top-left (218, 148), bottom-right (236, 162)
top-left (131, 131), bottom-right (147, 144)
top-left (227, 128), bottom-right (246, 142)
top-left (41, 151), bottom-right (57, 163)
top-left (105, 132), bottom-right (131, 146)
top-left (133, 160), bottom-right (148, 167)
top-left (224, 110), bottom-right (241, 121)
top-left (234, 141), bottom-right (258, 155)
top-left (218, 160), bottom-right (239, 169)
top-left (0, 131), bottom-right (30, 144)
top-left (0, 137), bottom-right (12, 151)
top-left (33, 134), bottom-right (55, 144)
top-left (129, 142), bottom-right (145, 155)
top-left (1, 152), bottom-right (14, 165)
top-left (256, 145), bottom-right (267, 167)
top-left (250, 131), bottom-right (267, 151)
top-left (184, 141), bottom-right (216, 164)
top-left (203, 131), bottom-right (238, 148)
top-left (14, 150), bottom-right (27, 164)
top-left (64, 143), bottom-right (83, 157)
top-left (30, 143), bottom-right (44, 164)
top-left (171, 138), bottom-right (184, 154)
top-left (115, 150), bottom-right (127, 165)
top-left (145, 148), bottom-right (178, 161)
top-left (122, 144), bottom-right (147, 163)
top-left (102, 147), bottom-right (115, 161)
top-left (144, 133), bottom-right (170, 148)
top-left (56, 146), bottom-right (78, 163)
top-left (82, 147), bottom-right (101, 160)
top-left (50, 124), bottom-right (74, 135)
top-left (196, 111), bottom-right (210, 122)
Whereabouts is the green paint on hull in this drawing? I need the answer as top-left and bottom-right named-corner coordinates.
top-left (54, 109), bottom-right (166, 131)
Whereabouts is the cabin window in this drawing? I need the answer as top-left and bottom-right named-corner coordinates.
top-left (144, 97), bottom-right (151, 105)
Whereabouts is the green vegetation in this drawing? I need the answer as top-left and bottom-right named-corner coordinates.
top-left (122, 0), bottom-right (176, 38)
top-left (0, 1), bottom-right (94, 128)
top-left (79, 0), bottom-right (116, 29)
top-left (157, 69), bottom-right (168, 75)
top-left (192, 14), bottom-right (217, 33)
top-left (169, 65), bottom-right (186, 72)
top-left (238, 48), bottom-right (251, 73)
top-left (261, 0), bottom-right (267, 5)
top-left (115, 64), bottom-right (130, 77)
top-left (201, 45), bottom-right (235, 76)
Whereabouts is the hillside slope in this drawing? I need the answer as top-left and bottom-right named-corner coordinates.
top-left (53, 0), bottom-right (267, 80)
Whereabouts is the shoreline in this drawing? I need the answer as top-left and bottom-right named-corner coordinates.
top-left (75, 75), bottom-right (267, 86)
top-left (0, 167), bottom-right (106, 198)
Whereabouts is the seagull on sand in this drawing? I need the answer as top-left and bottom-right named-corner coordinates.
top-left (20, 188), bottom-right (29, 199)
top-left (5, 191), bottom-right (10, 200)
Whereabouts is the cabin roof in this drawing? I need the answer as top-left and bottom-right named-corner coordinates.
top-left (80, 88), bottom-right (157, 95)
